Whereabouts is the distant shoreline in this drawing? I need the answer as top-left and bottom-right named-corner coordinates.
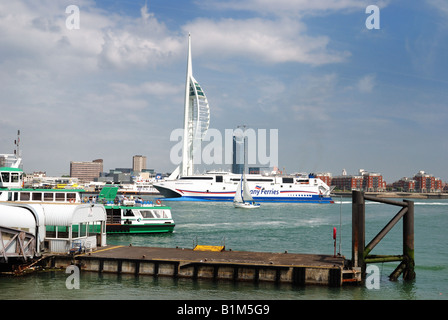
top-left (332, 191), bottom-right (448, 199)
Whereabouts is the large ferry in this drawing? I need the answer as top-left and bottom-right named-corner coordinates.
top-left (154, 172), bottom-right (334, 203)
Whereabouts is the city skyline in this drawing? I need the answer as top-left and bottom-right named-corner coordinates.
top-left (0, 1), bottom-right (447, 181)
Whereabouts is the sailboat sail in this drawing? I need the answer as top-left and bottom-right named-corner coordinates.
top-left (234, 173), bottom-right (254, 204)
top-left (242, 176), bottom-right (254, 202)
top-left (234, 175), bottom-right (243, 203)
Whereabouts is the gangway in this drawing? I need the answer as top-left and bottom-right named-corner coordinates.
top-left (0, 226), bottom-right (36, 263)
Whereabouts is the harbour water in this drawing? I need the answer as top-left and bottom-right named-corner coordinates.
top-left (1, 198), bottom-right (447, 300)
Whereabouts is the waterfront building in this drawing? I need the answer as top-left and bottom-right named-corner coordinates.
top-left (413, 171), bottom-right (442, 192)
top-left (70, 159), bottom-right (103, 183)
top-left (392, 177), bottom-right (416, 192)
top-left (331, 175), bottom-right (363, 191)
top-left (133, 155), bottom-right (147, 173)
top-left (361, 170), bottom-right (385, 192)
top-left (331, 169), bottom-right (385, 192)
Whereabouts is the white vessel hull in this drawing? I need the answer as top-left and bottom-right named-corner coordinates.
top-left (154, 172), bottom-right (334, 203)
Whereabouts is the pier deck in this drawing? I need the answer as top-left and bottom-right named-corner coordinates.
top-left (49, 245), bottom-right (357, 287)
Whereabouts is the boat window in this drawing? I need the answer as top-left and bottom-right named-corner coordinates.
top-left (55, 193), bottom-right (65, 202)
top-left (44, 193), bottom-right (54, 201)
top-left (153, 210), bottom-right (162, 218)
top-left (140, 210), bottom-right (155, 218)
top-left (246, 178), bottom-right (274, 182)
top-left (20, 192), bottom-right (30, 201)
top-left (1, 172), bottom-right (9, 183)
top-left (124, 209), bottom-right (134, 217)
top-left (216, 175), bottom-right (223, 182)
top-left (282, 177), bottom-right (294, 184)
top-left (179, 176), bottom-right (213, 180)
top-left (11, 173), bottom-right (19, 183)
top-left (32, 192), bottom-right (42, 201)
top-left (13, 192), bottom-right (18, 201)
top-left (67, 193), bottom-right (76, 201)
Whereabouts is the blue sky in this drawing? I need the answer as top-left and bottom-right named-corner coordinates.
top-left (0, 0), bottom-right (447, 183)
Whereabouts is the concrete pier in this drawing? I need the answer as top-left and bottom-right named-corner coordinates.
top-left (47, 245), bottom-right (358, 287)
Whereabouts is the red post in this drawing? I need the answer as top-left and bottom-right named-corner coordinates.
top-left (333, 227), bottom-right (337, 257)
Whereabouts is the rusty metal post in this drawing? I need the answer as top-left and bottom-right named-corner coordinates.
top-left (403, 200), bottom-right (415, 280)
top-left (352, 191), bottom-right (365, 274)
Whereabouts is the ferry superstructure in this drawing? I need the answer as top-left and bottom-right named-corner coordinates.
top-left (154, 172), bottom-right (334, 203)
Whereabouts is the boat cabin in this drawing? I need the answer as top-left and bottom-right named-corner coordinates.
top-left (0, 189), bottom-right (82, 203)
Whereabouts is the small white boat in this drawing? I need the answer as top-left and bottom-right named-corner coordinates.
top-left (234, 173), bottom-right (260, 209)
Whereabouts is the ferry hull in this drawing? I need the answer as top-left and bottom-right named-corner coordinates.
top-left (106, 223), bottom-right (175, 234)
top-left (154, 184), bottom-right (334, 204)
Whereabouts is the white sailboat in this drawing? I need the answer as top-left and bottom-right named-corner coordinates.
top-left (234, 172), bottom-right (260, 209)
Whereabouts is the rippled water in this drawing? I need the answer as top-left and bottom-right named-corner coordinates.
top-left (1, 198), bottom-right (447, 300)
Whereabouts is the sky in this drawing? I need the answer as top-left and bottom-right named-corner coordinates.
top-left (0, 0), bottom-right (447, 183)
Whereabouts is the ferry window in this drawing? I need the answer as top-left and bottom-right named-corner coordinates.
top-left (282, 177), bottom-right (294, 184)
top-left (67, 193), bottom-right (76, 201)
top-left (180, 176), bottom-right (213, 180)
top-left (55, 193), bottom-right (65, 202)
top-left (1, 172), bottom-right (9, 183)
top-left (124, 209), bottom-right (134, 217)
top-left (20, 192), bottom-right (30, 201)
top-left (216, 176), bottom-right (223, 182)
top-left (153, 211), bottom-right (162, 218)
top-left (13, 192), bottom-right (18, 201)
top-left (140, 210), bottom-right (155, 218)
top-left (32, 193), bottom-right (42, 201)
top-left (44, 193), bottom-right (54, 201)
top-left (11, 173), bottom-right (19, 183)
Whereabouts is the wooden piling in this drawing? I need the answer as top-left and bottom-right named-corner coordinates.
top-left (351, 191), bottom-right (365, 274)
top-left (351, 191), bottom-right (415, 282)
top-left (403, 200), bottom-right (415, 280)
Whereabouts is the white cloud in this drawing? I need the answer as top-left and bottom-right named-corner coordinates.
top-left (357, 74), bottom-right (376, 93)
top-left (184, 17), bottom-right (350, 65)
top-left (200, 0), bottom-right (389, 16)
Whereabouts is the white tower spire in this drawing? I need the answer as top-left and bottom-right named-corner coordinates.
top-left (181, 34), bottom-right (210, 176)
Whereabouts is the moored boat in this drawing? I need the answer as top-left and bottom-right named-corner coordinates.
top-left (98, 185), bottom-right (175, 234)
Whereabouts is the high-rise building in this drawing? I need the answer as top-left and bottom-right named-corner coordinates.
top-left (70, 159), bottom-right (103, 182)
top-left (231, 135), bottom-right (243, 174)
top-left (132, 155), bottom-right (147, 173)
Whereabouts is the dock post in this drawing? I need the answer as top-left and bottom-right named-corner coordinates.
top-left (403, 200), bottom-right (415, 280)
top-left (352, 191), bottom-right (365, 276)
